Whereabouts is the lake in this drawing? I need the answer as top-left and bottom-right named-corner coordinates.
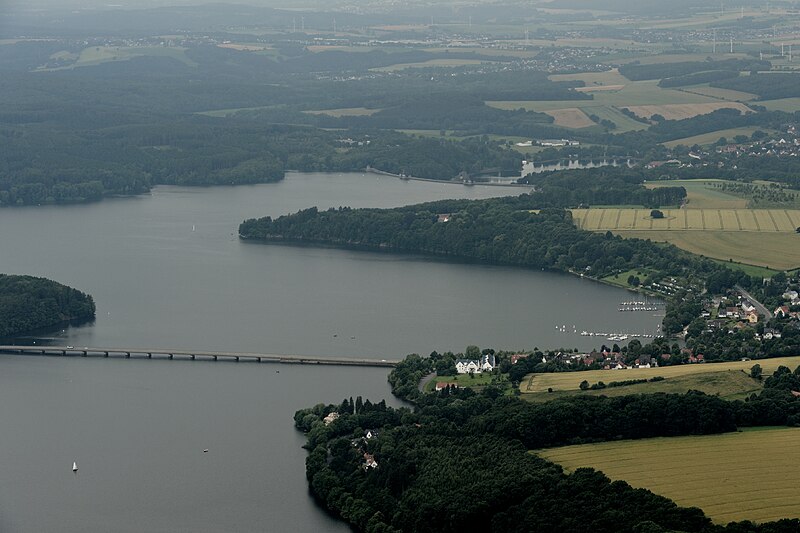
top-left (0, 172), bottom-right (662, 531)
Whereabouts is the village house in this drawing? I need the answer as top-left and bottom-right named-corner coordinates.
top-left (775, 305), bottom-right (791, 318)
top-left (746, 310), bottom-right (759, 324)
top-left (481, 354), bottom-right (496, 372)
top-left (764, 328), bottom-right (782, 340)
top-left (510, 353), bottom-right (529, 365)
top-left (435, 382), bottom-right (459, 391)
top-left (365, 429), bottom-right (380, 440)
top-left (455, 359), bottom-right (482, 374)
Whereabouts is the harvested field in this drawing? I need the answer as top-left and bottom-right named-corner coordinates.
top-left (613, 230), bottom-right (800, 270)
top-left (623, 102), bottom-right (751, 120)
top-left (543, 108), bottom-right (595, 128)
top-left (537, 428), bottom-right (800, 524)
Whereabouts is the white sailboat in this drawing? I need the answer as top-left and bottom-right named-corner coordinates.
top-left (72, 461), bottom-right (78, 472)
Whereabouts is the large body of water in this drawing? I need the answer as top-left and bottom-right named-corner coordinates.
top-left (0, 172), bottom-right (663, 532)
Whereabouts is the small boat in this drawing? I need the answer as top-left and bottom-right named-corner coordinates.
top-left (203, 449), bottom-right (209, 453)
top-left (72, 462), bottom-right (78, 472)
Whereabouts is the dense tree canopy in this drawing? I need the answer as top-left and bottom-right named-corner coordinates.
top-left (0, 274), bottom-right (95, 337)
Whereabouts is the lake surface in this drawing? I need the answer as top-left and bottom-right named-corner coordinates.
top-left (0, 172), bottom-right (663, 531)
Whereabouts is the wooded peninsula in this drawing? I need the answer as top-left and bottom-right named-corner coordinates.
top-left (0, 274), bottom-right (95, 338)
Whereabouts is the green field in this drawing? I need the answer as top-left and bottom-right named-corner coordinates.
top-left (304, 107), bottom-right (382, 117)
top-left (759, 97), bottom-right (800, 112)
top-left (371, 58), bottom-right (497, 72)
top-left (677, 84), bottom-right (757, 102)
top-left (521, 356), bottom-right (800, 393)
top-left (537, 427), bottom-right (800, 524)
top-left (663, 126), bottom-right (768, 148)
top-left (648, 179), bottom-right (749, 208)
top-left (37, 45), bottom-right (197, 70)
top-left (523, 370), bottom-right (763, 402)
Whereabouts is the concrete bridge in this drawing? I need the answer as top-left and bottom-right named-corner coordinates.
top-left (0, 345), bottom-right (399, 367)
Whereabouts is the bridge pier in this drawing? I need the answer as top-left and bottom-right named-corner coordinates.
top-left (213, 355), bottom-right (217, 361)
top-left (82, 351), bottom-right (87, 357)
top-left (190, 354), bottom-right (195, 360)
top-left (147, 353), bottom-right (152, 359)
top-left (235, 356), bottom-right (239, 362)
top-left (169, 354), bottom-right (173, 360)
top-left (125, 352), bottom-right (130, 358)
top-left (257, 357), bottom-right (261, 363)
top-left (62, 350), bottom-right (66, 356)
top-left (40, 350), bottom-right (45, 355)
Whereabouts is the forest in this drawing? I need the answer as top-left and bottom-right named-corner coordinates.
top-left (0, 274), bottom-right (95, 337)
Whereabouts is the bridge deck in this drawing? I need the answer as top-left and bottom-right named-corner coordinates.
top-left (0, 345), bottom-right (399, 367)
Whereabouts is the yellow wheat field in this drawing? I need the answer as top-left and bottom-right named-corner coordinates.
top-left (538, 428), bottom-right (800, 524)
top-left (571, 208), bottom-right (800, 232)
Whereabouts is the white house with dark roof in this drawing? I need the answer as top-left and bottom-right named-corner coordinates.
top-left (455, 359), bottom-right (482, 374)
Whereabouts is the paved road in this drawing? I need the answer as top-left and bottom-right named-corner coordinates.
top-left (418, 372), bottom-right (437, 393)
top-left (736, 285), bottom-right (773, 320)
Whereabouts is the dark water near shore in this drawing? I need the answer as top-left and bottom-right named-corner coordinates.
top-left (0, 172), bottom-right (661, 531)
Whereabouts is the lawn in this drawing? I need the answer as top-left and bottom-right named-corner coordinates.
top-left (425, 372), bottom-right (510, 393)
top-left (537, 427), bottom-right (800, 524)
top-left (521, 355), bottom-right (800, 393)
